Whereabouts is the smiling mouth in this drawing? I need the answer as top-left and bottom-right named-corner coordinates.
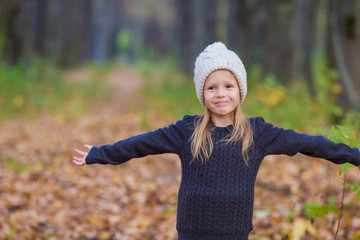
top-left (214, 101), bottom-right (228, 105)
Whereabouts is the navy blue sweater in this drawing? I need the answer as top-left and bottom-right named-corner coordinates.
top-left (86, 115), bottom-right (360, 240)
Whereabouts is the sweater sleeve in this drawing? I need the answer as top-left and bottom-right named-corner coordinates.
top-left (85, 115), bottom-right (194, 165)
top-left (253, 117), bottom-right (360, 166)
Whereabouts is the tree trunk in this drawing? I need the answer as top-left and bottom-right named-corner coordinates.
top-left (34, 0), bottom-right (47, 57)
top-left (46, 0), bottom-right (62, 61)
top-left (0, 0), bottom-right (12, 61)
top-left (78, 0), bottom-right (94, 61)
top-left (0, 0), bottom-right (22, 64)
top-left (330, 0), bottom-right (360, 111)
top-left (109, 0), bottom-right (124, 58)
top-left (310, 0), bottom-right (329, 97)
top-left (355, 0), bottom-right (360, 90)
top-left (202, 0), bottom-right (218, 45)
top-left (174, 0), bottom-right (194, 73)
top-left (92, 0), bottom-right (113, 62)
top-left (263, 0), bottom-right (277, 79)
top-left (227, 0), bottom-right (251, 63)
top-left (192, 0), bottom-right (218, 66)
top-left (292, 0), bottom-right (311, 82)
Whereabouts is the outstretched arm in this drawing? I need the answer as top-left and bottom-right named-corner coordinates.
top-left (254, 117), bottom-right (360, 167)
top-left (82, 116), bottom-right (192, 165)
top-left (73, 144), bottom-right (93, 166)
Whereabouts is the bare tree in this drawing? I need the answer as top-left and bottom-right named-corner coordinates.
top-left (330, 0), bottom-right (360, 111)
top-left (227, 0), bottom-right (251, 63)
top-left (174, 0), bottom-right (194, 73)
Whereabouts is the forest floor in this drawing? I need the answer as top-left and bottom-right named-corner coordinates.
top-left (1, 67), bottom-right (360, 240)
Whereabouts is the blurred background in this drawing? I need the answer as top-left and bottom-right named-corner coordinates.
top-left (1, 0), bottom-right (360, 239)
top-left (1, 0), bottom-right (360, 126)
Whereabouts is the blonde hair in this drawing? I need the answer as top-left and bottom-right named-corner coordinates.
top-left (190, 104), bottom-right (253, 164)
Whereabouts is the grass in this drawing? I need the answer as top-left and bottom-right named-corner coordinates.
top-left (0, 59), bottom-right (112, 120)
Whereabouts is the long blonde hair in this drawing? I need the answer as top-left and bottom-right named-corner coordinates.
top-left (190, 104), bottom-right (253, 164)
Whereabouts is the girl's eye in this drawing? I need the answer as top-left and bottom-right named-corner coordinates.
top-left (226, 85), bottom-right (233, 88)
top-left (208, 86), bottom-right (215, 90)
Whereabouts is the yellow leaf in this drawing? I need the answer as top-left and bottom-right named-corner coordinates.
top-left (146, 181), bottom-right (156, 190)
top-left (291, 219), bottom-right (316, 240)
top-left (139, 219), bottom-right (150, 228)
top-left (99, 231), bottom-right (111, 240)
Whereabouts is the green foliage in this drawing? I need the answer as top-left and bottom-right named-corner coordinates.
top-left (4, 157), bottom-right (29, 173)
top-left (306, 125), bottom-right (360, 222)
top-left (311, 125), bottom-right (360, 172)
top-left (245, 63), bottom-right (319, 129)
top-left (255, 237), bottom-right (266, 240)
top-left (140, 112), bottom-right (151, 130)
top-left (312, 54), bottom-right (343, 121)
top-left (0, 59), bottom-right (109, 120)
top-left (163, 206), bottom-right (177, 216)
top-left (285, 211), bottom-right (296, 222)
top-left (345, 181), bottom-right (360, 199)
top-left (7, 228), bottom-right (16, 239)
top-left (244, 55), bottom-right (347, 130)
top-left (116, 28), bottom-right (133, 53)
top-left (263, 73), bottom-right (282, 88)
top-left (312, 125), bottom-right (360, 195)
top-left (341, 109), bottom-right (360, 132)
top-left (244, 73), bottom-right (327, 130)
top-left (311, 125), bottom-right (359, 145)
top-left (246, 64), bottom-right (262, 89)
top-left (303, 200), bottom-right (338, 219)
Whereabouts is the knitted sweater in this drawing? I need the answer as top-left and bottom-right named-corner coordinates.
top-left (86, 115), bottom-right (360, 240)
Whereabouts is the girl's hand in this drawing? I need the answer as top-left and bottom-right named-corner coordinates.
top-left (73, 144), bottom-right (93, 166)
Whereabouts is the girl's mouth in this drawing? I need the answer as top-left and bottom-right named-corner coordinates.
top-left (214, 101), bottom-right (228, 105)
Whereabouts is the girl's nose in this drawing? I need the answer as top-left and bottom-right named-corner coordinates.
top-left (216, 88), bottom-right (226, 98)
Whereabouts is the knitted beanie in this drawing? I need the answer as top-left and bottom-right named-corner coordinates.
top-left (194, 42), bottom-right (247, 107)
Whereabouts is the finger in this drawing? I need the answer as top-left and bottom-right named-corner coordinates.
top-left (73, 156), bottom-right (85, 164)
top-left (73, 156), bottom-right (84, 162)
top-left (84, 144), bottom-right (93, 150)
top-left (73, 159), bottom-right (85, 166)
top-left (74, 149), bottom-right (87, 156)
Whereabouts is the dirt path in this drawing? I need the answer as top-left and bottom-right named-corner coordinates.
top-left (91, 68), bottom-right (144, 115)
top-left (107, 68), bottom-right (143, 98)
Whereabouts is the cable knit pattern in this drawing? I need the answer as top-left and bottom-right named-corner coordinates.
top-left (86, 115), bottom-right (360, 240)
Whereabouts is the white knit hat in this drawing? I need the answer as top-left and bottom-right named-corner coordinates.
top-left (194, 42), bottom-right (247, 107)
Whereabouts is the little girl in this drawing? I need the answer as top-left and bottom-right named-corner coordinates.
top-left (73, 42), bottom-right (360, 240)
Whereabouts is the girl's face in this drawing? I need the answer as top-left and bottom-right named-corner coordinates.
top-left (203, 70), bottom-right (240, 123)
